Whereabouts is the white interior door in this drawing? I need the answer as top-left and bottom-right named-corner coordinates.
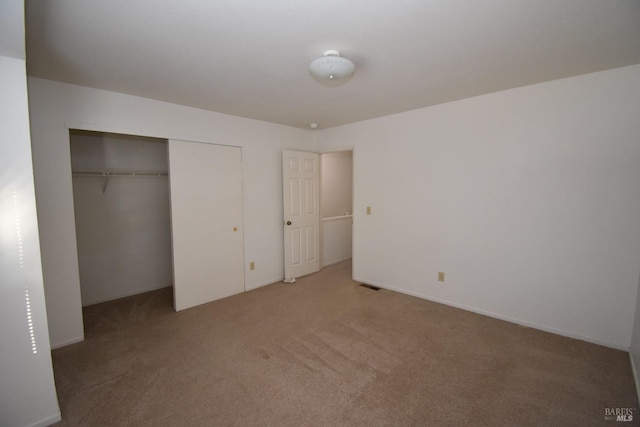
top-left (283, 150), bottom-right (320, 282)
top-left (169, 140), bottom-right (245, 311)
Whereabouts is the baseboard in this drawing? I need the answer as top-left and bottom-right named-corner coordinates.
top-left (245, 276), bottom-right (285, 291)
top-left (322, 257), bottom-right (352, 268)
top-left (27, 412), bottom-right (61, 427)
top-left (51, 335), bottom-right (84, 350)
top-left (630, 352), bottom-right (640, 407)
top-left (354, 276), bottom-right (628, 351)
top-left (82, 283), bottom-right (173, 307)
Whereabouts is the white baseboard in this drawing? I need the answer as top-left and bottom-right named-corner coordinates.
top-left (354, 276), bottom-right (628, 351)
top-left (27, 412), bottom-right (61, 427)
top-left (245, 276), bottom-right (285, 291)
top-left (630, 352), bottom-right (640, 407)
top-left (322, 257), bottom-right (353, 268)
top-left (51, 335), bottom-right (84, 350)
top-left (82, 283), bottom-right (173, 307)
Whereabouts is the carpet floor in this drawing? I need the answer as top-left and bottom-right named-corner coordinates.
top-left (51, 260), bottom-right (638, 426)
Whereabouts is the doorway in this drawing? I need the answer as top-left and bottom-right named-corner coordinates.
top-left (320, 150), bottom-right (353, 269)
top-left (70, 130), bottom-right (173, 310)
top-left (282, 149), bottom-right (354, 282)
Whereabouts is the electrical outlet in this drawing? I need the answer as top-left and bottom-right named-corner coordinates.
top-left (250, 261), bottom-right (255, 271)
top-left (438, 272), bottom-right (445, 282)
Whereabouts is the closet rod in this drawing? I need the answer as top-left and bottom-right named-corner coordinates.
top-left (72, 171), bottom-right (168, 177)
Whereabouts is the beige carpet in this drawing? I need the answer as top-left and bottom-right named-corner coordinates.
top-left (51, 260), bottom-right (638, 426)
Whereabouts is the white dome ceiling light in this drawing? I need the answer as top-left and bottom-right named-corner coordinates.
top-left (309, 50), bottom-right (355, 81)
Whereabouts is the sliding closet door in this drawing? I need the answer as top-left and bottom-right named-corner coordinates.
top-left (168, 140), bottom-right (244, 311)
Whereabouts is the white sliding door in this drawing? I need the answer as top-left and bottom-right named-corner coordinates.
top-left (169, 140), bottom-right (244, 311)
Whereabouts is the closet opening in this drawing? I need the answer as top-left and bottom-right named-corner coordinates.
top-left (320, 150), bottom-right (353, 273)
top-left (69, 130), bottom-right (174, 326)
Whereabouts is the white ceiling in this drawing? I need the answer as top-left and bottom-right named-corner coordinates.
top-left (25, 0), bottom-right (640, 129)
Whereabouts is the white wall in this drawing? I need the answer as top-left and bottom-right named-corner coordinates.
top-left (322, 216), bottom-right (353, 266)
top-left (0, 56), bottom-right (61, 426)
top-left (70, 132), bottom-right (172, 305)
top-left (321, 151), bottom-right (353, 217)
top-left (28, 78), bottom-right (315, 348)
top-left (0, 0), bottom-right (24, 60)
top-left (317, 64), bottom-right (640, 350)
top-left (26, 63), bottom-right (640, 352)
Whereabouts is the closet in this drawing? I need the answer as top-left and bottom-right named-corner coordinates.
top-left (70, 130), bottom-right (173, 306)
top-left (70, 131), bottom-right (246, 312)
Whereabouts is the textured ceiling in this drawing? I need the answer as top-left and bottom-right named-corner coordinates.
top-left (25, 0), bottom-right (640, 129)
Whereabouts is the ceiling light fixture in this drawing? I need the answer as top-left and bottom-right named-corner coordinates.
top-left (309, 50), bottom-right (355, 80)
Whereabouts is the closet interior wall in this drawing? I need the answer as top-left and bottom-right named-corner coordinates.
top-left (70, 130), bottom-right (173, 306)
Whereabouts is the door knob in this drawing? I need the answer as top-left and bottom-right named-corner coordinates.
top-left (286, 221), bottom-right (292, 225)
